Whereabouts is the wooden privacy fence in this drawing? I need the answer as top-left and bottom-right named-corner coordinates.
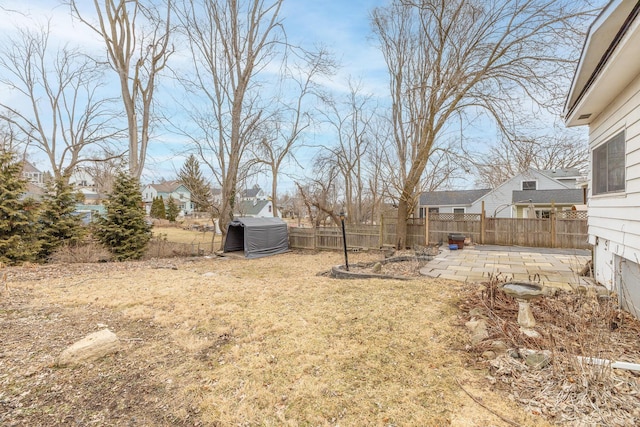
top-left (289, 222), bottom-right (425, 251)
top-left (289, 211), bottom-right (589, 251)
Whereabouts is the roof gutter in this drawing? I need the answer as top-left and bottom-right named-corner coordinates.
top-left (565, 2), bottom-right (640, 120)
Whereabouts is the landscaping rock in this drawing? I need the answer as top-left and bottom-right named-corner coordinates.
top-left (490, 340), bottom-right (508, 353)
top-left (465, 319), bottom-right (489, 345)
top-left (372, 262), bottom-right (382, 273)
top-left (525, 352), bottom-right (550, 370)
top-left (56, 329), bottom-right (120, 366)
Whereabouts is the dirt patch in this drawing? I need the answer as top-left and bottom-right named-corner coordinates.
top-left (334, 248), bottom-right (439, 278)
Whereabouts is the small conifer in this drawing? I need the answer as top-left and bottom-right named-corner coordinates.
top-left (36, 178), bottom-right (85, 261)
top-left (0, 151), bottom-right (39, 264)
top-left (93, 172), bottom-right (151, 261)
top-left (166, 196), bottom-right (180, 222)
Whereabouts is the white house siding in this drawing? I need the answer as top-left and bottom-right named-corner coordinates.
top-left (587, 71), bottom-right (640, 316)
top-left (141, 185), bottom-right (158, 215)
top-left (472, 170), bottom-right (569, 218)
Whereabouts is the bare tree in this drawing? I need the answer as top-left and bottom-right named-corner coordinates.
top-left (252, 48), bottom-right (334, 217)
top-left (76, 149), bottom-right (127, 194)
top-left (0, 116), bottom-right (28, 157)
top-left (69, 0), bottom-right (173, 179)
top-left (371, 0), bottom-right (601, 248)
top-left (173, 0), bottom-right (285, 248)
top-left (473, 124), bottom-right (589, 188)
top-left (295, 153), bottom-right (344, 227)
top-left (0, 24), bottom-right (121, 181)
top-left (318, 80), bottom-right (378, 224)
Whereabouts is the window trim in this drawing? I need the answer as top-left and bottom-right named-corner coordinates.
top-left (521, 180), bottom-right (537, 191)
top-left (593, 130), bottom-right (626, 196)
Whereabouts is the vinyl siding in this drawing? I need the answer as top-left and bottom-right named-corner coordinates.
top-left (588, 71), bottom-right (640, 262)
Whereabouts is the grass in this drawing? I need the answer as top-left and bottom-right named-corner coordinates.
top-left (2, 251), bottom-right (551, 426)
top-left (151, 226), bottom-right (218, 246)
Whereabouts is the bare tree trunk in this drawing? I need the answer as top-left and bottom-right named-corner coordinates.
top-left (395, 198), bottom-right (409, 249)
top-left (70, 0), bottom-right (172, 180)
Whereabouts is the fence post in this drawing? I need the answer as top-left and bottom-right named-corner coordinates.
top-left (424, 208), bottom-right (429, 245)
top-left (481, 201), bottom-right (486, 244)
top-left (550, 203), bottom-right (557, 248)
top-left (313, 226), bottom-right (318, 250)
top-left (379, 214), bottom-right (384, 248)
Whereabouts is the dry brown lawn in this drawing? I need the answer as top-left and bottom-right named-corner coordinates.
top-left (1, 251), bottom-right (551, 426)
top-left (152, 226), bottom-right (218, 246)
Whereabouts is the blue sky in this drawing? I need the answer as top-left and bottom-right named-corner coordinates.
top-left (0, 0), bottom-right (390, 193)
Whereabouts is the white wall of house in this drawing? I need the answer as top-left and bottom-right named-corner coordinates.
top-left (141, 184), bottom-right (193, 216)
top-left (586, 71), bottom-right (640, 316)
top-left (69, 169), bottom-right (96, 189)
top-left (253, 201), bottom-right (273, 217)
top-left (141, 185), bottom-right (158, 215)
top-left (472, 170), bottom-right (570, 218)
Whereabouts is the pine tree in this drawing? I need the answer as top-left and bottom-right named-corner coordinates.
top-left (0, 150), bottom-right (39, 264)
top-left (178, 154), bottom-right (211, 212)
top-left (93, 172), bottom-right (151, 261)
top-left (36, 178), bottom-right (85, 261)
top-left (150, 196), bottom-right (166, 219)
top-left (166, 196), bottom-right (179, 222)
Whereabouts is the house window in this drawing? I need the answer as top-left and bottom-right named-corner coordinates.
top-left (522, 180), bottom-right (537, 191)
top-left (535, 209), bottom-right (551, 219)
top-left (419, 207), bottom-right (426, 219)
top-left (453, 208), bottom-right (465, 214)
top-left (593, 131), bottom-right (625, 195)
top-left (428, 207), bottom-right (440, 213)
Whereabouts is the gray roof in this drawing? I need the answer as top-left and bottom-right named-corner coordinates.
top-left (235, 199), bottom-right (271, 216)
top-left (241, 186), bottom-right (262, 198)
top-left (22, 161), bottom-right (41, 174)
top-left (150, 180), bottom-right (186, 193)
top-left (419, 189), bottom-right (491, 206)
top-left (538, 168), bottom-right (582, 179)
top-left (512, 189), bottom-right (585, 204)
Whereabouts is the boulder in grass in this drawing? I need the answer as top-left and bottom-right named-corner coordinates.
top-left (56, 329), bottom-right (120, 366)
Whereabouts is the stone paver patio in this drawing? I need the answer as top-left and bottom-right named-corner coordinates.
top-left (420, 245), bottom-right (591, 290)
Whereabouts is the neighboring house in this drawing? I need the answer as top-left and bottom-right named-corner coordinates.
top-left (234, 199), bottom-right (273, 218)
top-left (417, 189), bottom-right (491, 217)
top-left (418, 168), bottom-right (584, 218)
top-left (240, 184), bottom-right (266, 202)
top-left (74, 204), bottom-right (106, 224)
top-left (69, 167), bottom-right (96, 190)
top-left (477, 169), bottom-right (581, 218)
top-left (78, 188), bottom-right (107, 205)
top-left (142, 180), bottom-right (193, 216)
top-left (511, 189), bottom-right (586, 218)
top-left (21, 160), bottom-right (45, 185)
top-left (210, 187), bottom-right (223, 207)
top-left (563, 0), bottom-right (640, 316)
top-left (23, 182), bottom-right (46, 201)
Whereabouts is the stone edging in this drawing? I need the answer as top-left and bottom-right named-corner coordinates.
top-left (329, 255), bottom-right (433, 280)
